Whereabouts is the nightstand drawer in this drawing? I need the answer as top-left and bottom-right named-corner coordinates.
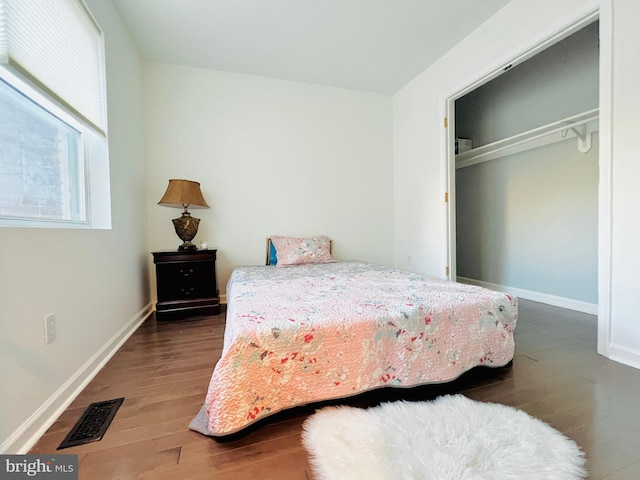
top-left (156, 261), bottom-right (217, 300)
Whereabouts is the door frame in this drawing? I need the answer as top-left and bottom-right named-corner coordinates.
top-left (442, 1), bottom-right (612, 358)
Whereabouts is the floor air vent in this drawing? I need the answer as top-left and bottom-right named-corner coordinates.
top-left (57, 398), bottom-right (124, 450)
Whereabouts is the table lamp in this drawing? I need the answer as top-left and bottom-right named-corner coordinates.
top-left (158, 179), bottom-right (210, 250)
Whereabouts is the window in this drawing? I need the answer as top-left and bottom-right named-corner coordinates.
top-left (0, 77), bottom-right (85, 223)
top-left (0, 0), bottom-right (110, 228)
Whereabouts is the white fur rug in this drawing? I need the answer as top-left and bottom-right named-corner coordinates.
top-left (301, 395), bottom-right (586, 480)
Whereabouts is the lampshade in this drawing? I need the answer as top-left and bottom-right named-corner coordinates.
top-left (158, 179), bottom-right (210, 209)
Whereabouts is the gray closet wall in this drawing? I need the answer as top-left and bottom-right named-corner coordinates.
top-left (455, 21), bottom-right (599, 305)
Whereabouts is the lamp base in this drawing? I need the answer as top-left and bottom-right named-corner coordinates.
top-left (172, 212), bottom-right (201, 251)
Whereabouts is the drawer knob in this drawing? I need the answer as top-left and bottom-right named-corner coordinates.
top-left (180, 287), bottom-right (195, 295)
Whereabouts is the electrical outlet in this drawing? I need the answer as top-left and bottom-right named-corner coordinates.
top-left (44, 313), bottom-right (56, 344)
top-left (408, 254), bottom-right (413, 265)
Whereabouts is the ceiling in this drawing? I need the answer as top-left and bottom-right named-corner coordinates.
top-left (112, 0), bottom-right (511, 95)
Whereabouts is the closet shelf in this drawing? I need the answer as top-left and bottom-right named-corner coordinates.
top-left (456, 108), bottom-right (599, 169)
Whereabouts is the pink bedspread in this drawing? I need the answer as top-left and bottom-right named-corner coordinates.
top-left (196, 262), bottom-right (518, 436)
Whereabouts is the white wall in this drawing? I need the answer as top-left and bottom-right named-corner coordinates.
top-left (393, 0), bottom-right (640, 368)
top-left (143, 63), bottom-right (394, 299)
top-left (0, 0), bottom-right (149, 452)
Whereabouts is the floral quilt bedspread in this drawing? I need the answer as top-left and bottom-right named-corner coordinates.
top-left (197, 262), bottom-right (518, 436)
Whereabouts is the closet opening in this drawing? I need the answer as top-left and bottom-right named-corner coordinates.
top-left (443, 5), bottom-right (612, 357)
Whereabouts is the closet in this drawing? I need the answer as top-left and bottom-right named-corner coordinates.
top-left (454, 21), bottom-right (599, 314)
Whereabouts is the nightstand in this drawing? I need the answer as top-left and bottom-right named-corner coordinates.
top-left (152, 249), bottom-right (220, 320)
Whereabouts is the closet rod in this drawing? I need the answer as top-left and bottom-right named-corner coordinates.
top-left (456, 108), bottom-right (599, 169)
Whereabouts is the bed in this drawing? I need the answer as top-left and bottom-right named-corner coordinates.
top-left (190, 235), bottom-right (518, 436)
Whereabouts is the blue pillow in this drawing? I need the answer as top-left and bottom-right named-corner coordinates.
top-left (269, 241), bottom-right (278, 265)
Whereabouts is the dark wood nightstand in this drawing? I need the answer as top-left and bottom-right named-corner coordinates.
top-left (152, 249), bottom-right (220, 320)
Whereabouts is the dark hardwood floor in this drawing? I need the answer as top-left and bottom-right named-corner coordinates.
top-left (30, 299), bottom-right (640, 479)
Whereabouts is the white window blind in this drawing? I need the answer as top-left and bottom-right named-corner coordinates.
top-left (0, 0), bottom-right (107, 134)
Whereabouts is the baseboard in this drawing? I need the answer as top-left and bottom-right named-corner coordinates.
top-left (1, 303), bottom-right (154, 454)
top-left (608, 343), bottom-right (640, 370)
top-left (456, 277), bottom-right (598, 315)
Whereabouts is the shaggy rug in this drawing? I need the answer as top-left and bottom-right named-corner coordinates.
top-left (301, 395), bottom-right (586, 480)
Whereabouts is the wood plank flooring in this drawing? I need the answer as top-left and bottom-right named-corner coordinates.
top-left (30, 299), bottom-right (640, 479)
